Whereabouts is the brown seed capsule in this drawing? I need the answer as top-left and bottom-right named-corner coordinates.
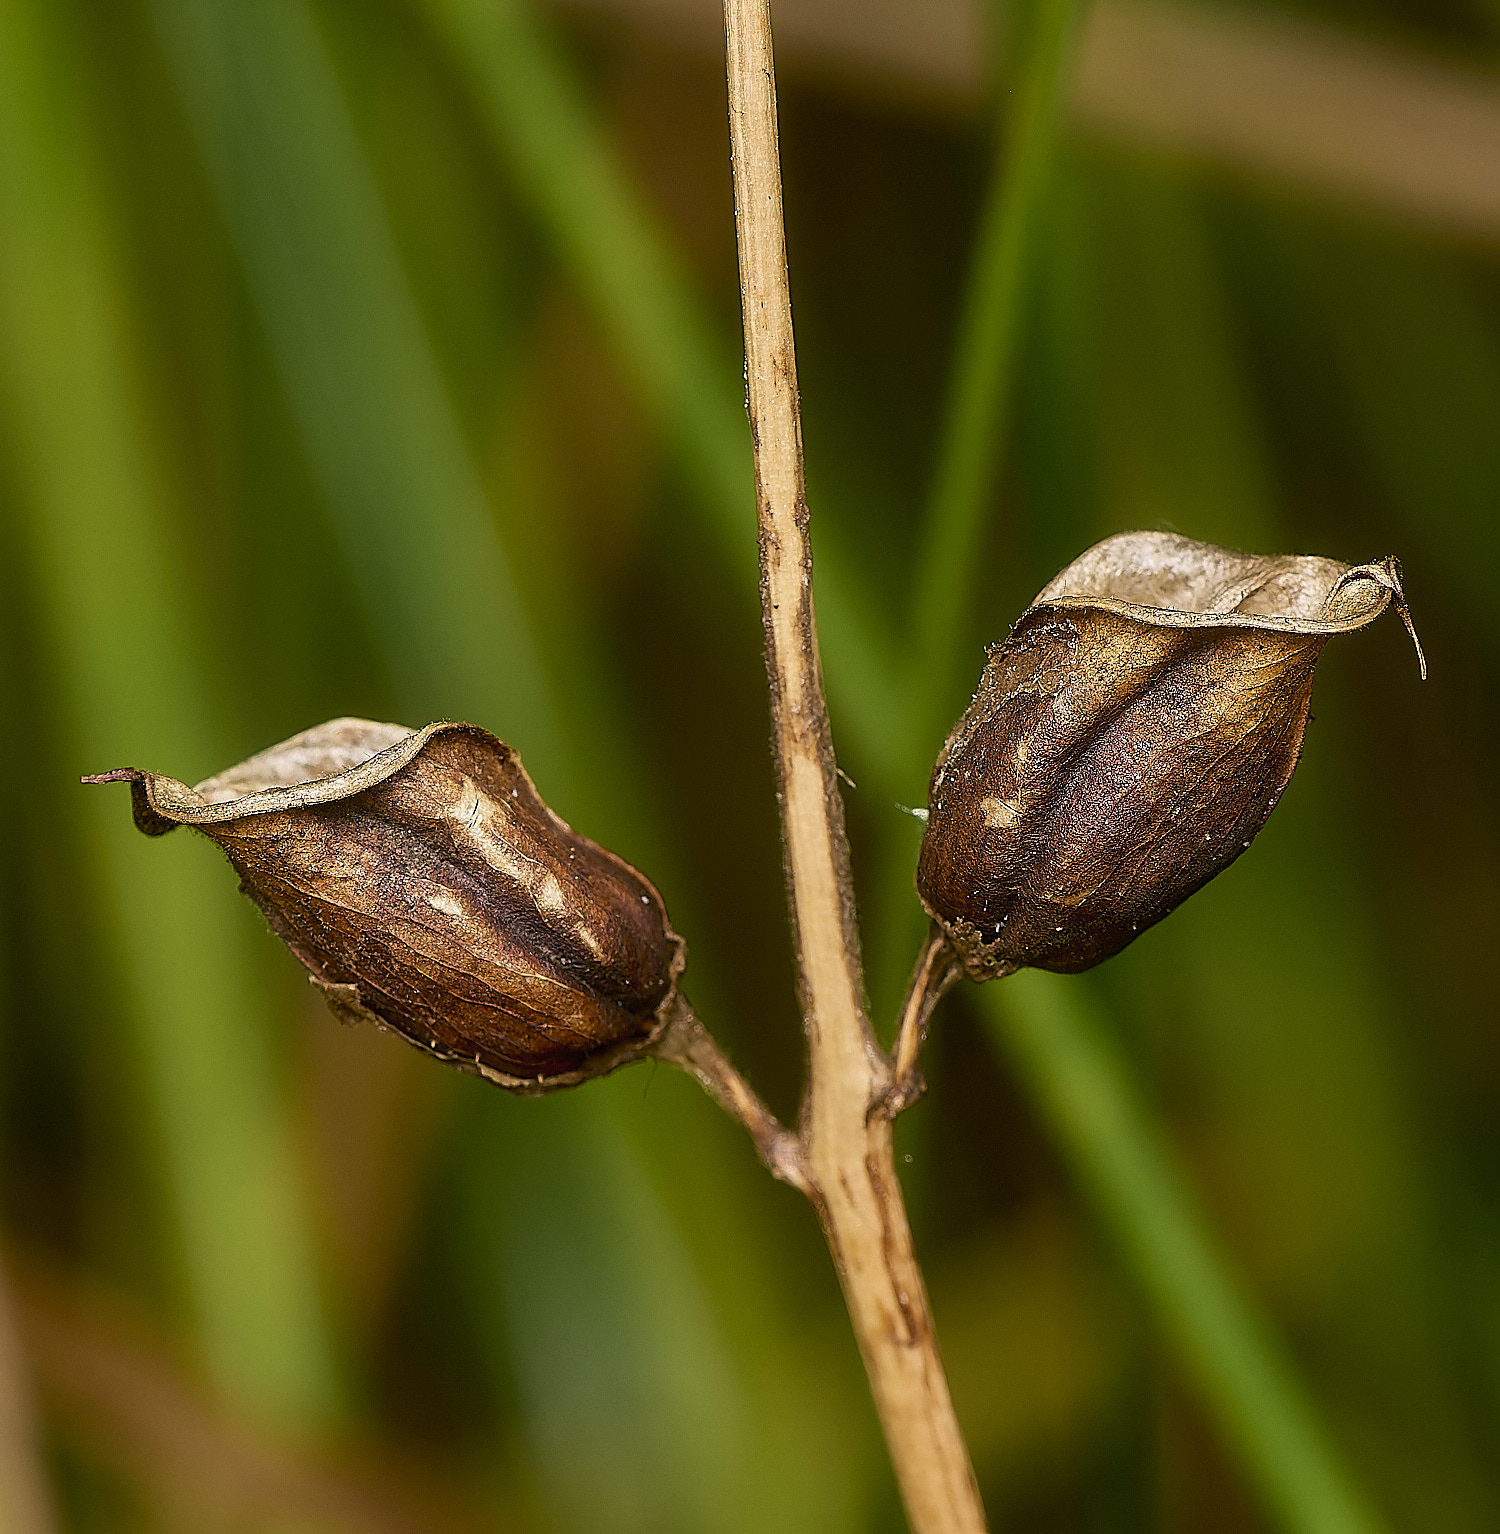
top-left (85, 719), bottom-right (685, 1093)
top-left (917, 532), bottom-right (1424, 981)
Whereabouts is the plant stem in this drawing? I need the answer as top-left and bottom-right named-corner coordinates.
top-left (653, 998), bottom-right (808, 1190)
top-left (890, 924), bottom-right (964, 1108)
top-left (720, 1), bottom-right (987, 1527)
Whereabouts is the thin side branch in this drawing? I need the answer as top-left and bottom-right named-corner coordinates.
top-left (653, 998), bottom-right (808, 1191)
top-left (889, 924), bottom-right (964, 1114)
top-left (722, 1), bottom-right (989, 1528)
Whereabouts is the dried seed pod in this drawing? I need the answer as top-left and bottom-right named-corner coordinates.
top-left (917, 532), bottom-right (1424, 981)
top-left (85, 719), bottom-right (685, 1092)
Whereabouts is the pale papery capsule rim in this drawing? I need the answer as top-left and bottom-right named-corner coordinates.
top-left (1021, 534), bottom-right (1424, 674)
top-left (86, 718), bottom-right (484, 832)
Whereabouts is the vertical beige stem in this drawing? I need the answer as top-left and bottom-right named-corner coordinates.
top-left (722, 2), bottom-right (987, 1527)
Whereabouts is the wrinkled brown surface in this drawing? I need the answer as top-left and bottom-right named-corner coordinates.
top-left (86, 720), bottom-right (685, 1090)
top-left (918, 532), bottom-right (1421, 979)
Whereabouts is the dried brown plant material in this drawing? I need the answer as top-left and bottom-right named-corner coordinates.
top-left (85, 720), bottom-right (684, 1092)
top-left (917, 531), bottom-right (1424, 980)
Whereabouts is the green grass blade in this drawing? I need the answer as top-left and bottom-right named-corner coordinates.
top-left (455, 1072), bottom-right (859, 1534)
top-left (141, 2), bottom-right (847, 1522)
top-left (0, 0), bottom-right (337, 1427)
top-left (422, 0), bottom-right (744, 527)
top-left (985, 971), bottom-right (1387, 1534)
top-left (147, 0), bottom-right (567, 785)
top-left (862, 0), bottom-right (1086, 1022)
top-left (908, 0), bottom-right (1086, 730)
top-left (417, 0), bottom-right (906, 778)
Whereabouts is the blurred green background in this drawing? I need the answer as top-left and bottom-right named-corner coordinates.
top-left (0, 0), bottom-right (1497, 1529)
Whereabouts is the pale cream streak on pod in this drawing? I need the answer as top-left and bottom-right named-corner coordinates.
top-left (980, 796), bottom-right (1020, 829)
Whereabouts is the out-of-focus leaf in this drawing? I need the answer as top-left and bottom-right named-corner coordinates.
top-left (140, 3), bottom-right (854, 1524)
top-left (12, 1251), bottom-right (451, 1534)
top-left (146, 0), bottom-right (567, 787)
top-left (1265, 219), bottom-right (1500, 640)
top-left (453, 1073), bottom-right (857, 1534)
top-left (1082, 157), bottom-right (1282, 550)
top-left (1110, 753), bottom-right (1500, 1530)
top-left (985, 971), bottom-right (1387, 1534)
top-left (415, 0), bottom-right (906, 781)
top-left (0, 0), bottom-right (337, 1427)
top-left (910, 0), bottom-right (1088, 736)
top-left (864, 0), bottom-right (1088, 1030)
top-left (1010, 157), bottom-right (1497, 1528)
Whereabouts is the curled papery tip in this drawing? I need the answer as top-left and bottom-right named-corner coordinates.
top-left (1326, 555), bottom-right (1426, 679)
top-left (1385, 565), bottom-right (1428, 681)
top-left (1399, 603), bottom-right (1428, 681)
